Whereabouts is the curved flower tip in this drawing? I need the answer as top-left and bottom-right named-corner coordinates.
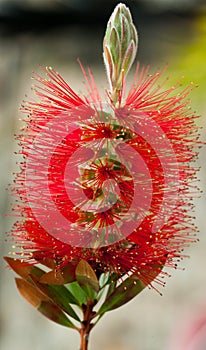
top-left (8, 60), bottom-right (201, 291)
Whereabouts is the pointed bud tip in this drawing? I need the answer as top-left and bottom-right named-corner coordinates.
top-left (103, 2), bottom-right (138, 103)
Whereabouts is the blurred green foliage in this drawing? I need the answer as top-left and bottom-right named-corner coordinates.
top-left (167, 9), bottom-right (206, 114)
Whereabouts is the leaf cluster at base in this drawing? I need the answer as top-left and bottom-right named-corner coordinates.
top-left (4, 257), bottom-right (160, 329)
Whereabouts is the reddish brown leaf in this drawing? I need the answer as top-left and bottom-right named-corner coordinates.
top-left (4, 257), bottom-right (44, 280)
top-left (39, 265), bottom-right (76, 285)
top-left (15, 278), bottom-right (49, 308)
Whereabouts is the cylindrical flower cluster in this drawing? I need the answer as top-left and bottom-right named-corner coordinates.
top-left (10, 61), bottom-right (200, 287)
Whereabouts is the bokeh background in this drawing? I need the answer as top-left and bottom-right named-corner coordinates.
top-left (0, 1), bottom-right (206, 350)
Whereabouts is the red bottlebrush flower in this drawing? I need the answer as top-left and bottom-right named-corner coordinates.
top-left (9, 62), bottom-right (200, 289)
top-left (8, 3), bottom-right (201, 292)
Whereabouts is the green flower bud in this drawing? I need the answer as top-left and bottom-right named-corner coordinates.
top-left (103, 3), bottom-right (138, 103)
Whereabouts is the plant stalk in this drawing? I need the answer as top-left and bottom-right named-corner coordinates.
top-left (79, 301), bottom-right (95, 350)
top-left (80, 328), bottom-right (89, 350)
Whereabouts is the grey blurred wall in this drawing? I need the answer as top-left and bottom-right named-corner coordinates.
top-left (0, 1), bottom-right (206, 350)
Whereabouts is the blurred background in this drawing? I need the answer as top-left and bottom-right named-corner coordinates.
top-left (0, 1), bottom-right (206, 350)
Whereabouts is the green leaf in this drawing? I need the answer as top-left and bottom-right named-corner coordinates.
top-left (15, 278), bottom-right (75, 328)
top-left (30, 276), bottom-right (80, 321)
top-left (99, 272), bottom-right (110, 288)
top-left (94, 272), bottom-right (118, 303)
top-left (106, 279), bottom-right (117, 298)
top-left (96, 286), bottom-right (107, 302)
top-left (75, 260), bottom-right (99, 301)
top-left (38, 301), bottom-right (76, 328)
top-left (97, 275), bottom-right (145, 315)
top-left (66, 281), bottom-right (87, 306)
